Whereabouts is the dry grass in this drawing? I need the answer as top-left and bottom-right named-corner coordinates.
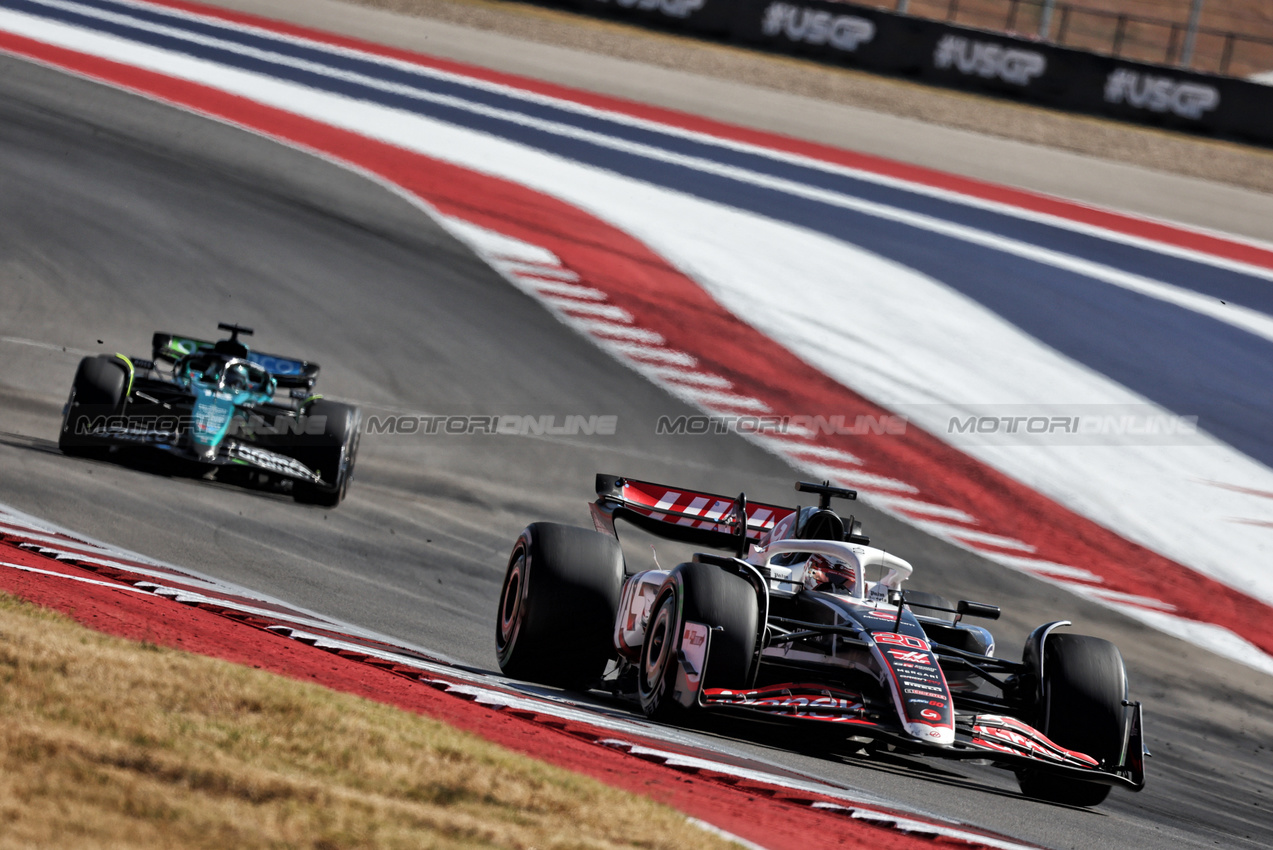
top-left (0, 593), bottom-right (737, 850)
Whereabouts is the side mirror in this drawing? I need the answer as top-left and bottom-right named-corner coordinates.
top-left (957, 600), bottom-right (1001, 620)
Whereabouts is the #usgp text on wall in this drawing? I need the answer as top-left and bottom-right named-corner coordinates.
top-left (545, 0), bottom-right (1273, 146)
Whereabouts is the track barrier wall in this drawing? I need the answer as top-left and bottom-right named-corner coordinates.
top-left (554, 0), bottom-right (1273, 146)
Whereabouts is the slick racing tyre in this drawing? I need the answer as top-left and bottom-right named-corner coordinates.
top-left (638, 561), bottom-right (758, 721)
top-left (1017, 634), bottom-right (1129, 806)
top-left (495, 523), bottom-right (624, 689)
top-left (59, 355), bottom-right (129, 458)
top-left (292, 400), bottom-right (361, 507)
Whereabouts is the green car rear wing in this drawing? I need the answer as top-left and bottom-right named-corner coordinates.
top-left (151, 332), bottom-right (321, 389)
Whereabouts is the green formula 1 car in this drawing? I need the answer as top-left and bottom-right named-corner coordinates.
top-left (59, 323), bottom-right (360, 507)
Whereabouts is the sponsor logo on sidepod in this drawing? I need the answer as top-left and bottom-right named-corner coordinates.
top-left (933, 34), bottom-right (1047, 86)
top-left (1104, 68), bottom-right (1220, 120)
top-left (762, 3), bottom-right (876, 52)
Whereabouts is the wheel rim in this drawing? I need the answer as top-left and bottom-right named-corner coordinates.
top-left (639, 594), bottom-right (675, 703)
top-left (496, 549), bottom-right (526, 661)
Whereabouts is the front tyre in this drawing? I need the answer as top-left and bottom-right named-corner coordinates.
top-left (292, 400), bottom-right (361, 507)
top-left (495, 523), bottom-right (624, 689)
top-left (638, 561), bottom-right (758, 721)
top-left (59, 355), bottom-right (129, 458)
top-left (1017, 634), bottom-right (1129, 807)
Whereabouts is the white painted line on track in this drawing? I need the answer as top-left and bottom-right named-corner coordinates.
top-left (0, 560), bottom-right (151, 592)
top-left (521, 280), bottom-right (606, 300)
top-left (606, 343), bottom-right (697, 367)
top-left (812, 803), bottom-right (1044, 850)
top-left (686, 817), bottom-right (770, 850)
top-left (545, 299), bottom-right (634, 321)
top-left (572, 320), bottom-right (664, 344)
top-left (0, 335), bottom-right (93, 355)
top-left (783, 460), bottom-right (919, 495)
top-left (866, 496), bottom-right (977, 523)
top-left (642, 367), bottom-right (734, 389)
top-left (906, 521), bottom-right (1036, 553)
top-left (669, 386), bottom-right (771, 413)
top-left (770, 443), bottom-right (864, 466)
top-left (988, 556), bottom-right (1104, 583)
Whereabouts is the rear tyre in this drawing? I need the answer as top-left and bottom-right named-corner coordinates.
top-left (1017, 634), bottom-right (1128, 807)
top-left (495, 523), bottom-right (624, 689)
top-left (638, 561), bottom-right (758, 721)
top-left (59, 356), bottom-right (128, 458)
top-left (292, 400), bottom-right (360, 507)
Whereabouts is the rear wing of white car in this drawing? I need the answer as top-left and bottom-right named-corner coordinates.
top-left (589, 473), bottom-right (796, 555)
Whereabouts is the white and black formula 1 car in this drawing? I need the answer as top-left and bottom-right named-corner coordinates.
top-left (58, 323), bottom-right (360, 506)
top-left (495, 475), bottom-right (1147, 806)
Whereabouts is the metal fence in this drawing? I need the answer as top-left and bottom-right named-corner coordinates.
top-left (866, 0), bottom-right (1273, 79)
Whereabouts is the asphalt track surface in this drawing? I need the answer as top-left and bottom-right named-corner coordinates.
top-left (0, 19), bottom-right (1272, 850)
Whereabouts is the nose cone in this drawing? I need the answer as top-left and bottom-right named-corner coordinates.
top-left (191, 396), bottom-right (234, 451)
top-left (905, 719), bottom-right (956, 745)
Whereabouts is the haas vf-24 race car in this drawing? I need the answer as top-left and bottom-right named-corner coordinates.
top-left (495, 475), bottom-right (1147, 807)
top-left (59, 323), bottom-right (360, 506)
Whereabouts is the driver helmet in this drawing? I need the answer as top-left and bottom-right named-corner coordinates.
top-left (222, 362), bottom-right (250, 392)
top-left (802, 553), bottom-right (857, 595)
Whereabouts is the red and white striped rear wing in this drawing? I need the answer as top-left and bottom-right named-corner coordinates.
top-left (590, 474), bottom-right (796, 553)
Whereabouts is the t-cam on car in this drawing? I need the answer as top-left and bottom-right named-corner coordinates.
top-left (58, 323), bottom-right (360, 506)
top-left (496, 475), bottom-right (1147, 806)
